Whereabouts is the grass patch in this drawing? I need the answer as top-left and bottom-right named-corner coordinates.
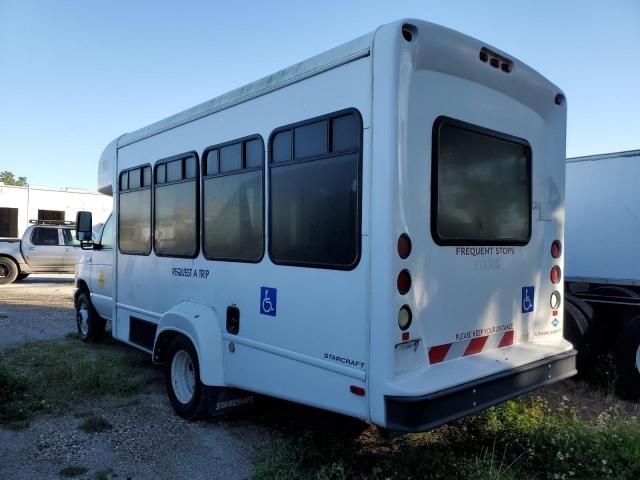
top-left (79, 414), bottom-right (112, 433)
top-left (0, 337), bottom-right (158, 424)
top-left (252, 395), bottom-right (640, 480)
top-left (59, 465), bottom-right (88, 477)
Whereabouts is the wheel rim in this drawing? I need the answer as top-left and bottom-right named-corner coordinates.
top-left (635, 344), bottom-right (640, 375)
top-left (171, 350), bottom-right (196, 404)
top-left (77, 302), bottom-right (89, 336)
top-left (0, 264), bottom-right (8, 278)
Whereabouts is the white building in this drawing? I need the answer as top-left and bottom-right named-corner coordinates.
top-left (0, 184), bottom-right (112, 238)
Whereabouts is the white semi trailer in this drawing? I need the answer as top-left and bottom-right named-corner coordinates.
top-left (565, 149), bottom-right (640, 399)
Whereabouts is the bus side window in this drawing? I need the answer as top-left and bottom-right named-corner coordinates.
top-left (269, 110), bottom-right (362, 270)
top-left (118, 166), bottom-right (152, 255)
top-left (202, 135), bottom-right (264, 262)
top-left (154, 153), bottom-right (199, 258)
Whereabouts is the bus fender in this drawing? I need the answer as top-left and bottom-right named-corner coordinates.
top-left (153, 301), bottom-right (225, 386)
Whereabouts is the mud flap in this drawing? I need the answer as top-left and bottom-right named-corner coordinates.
top-left (206, 387), bottom-right (257, 416)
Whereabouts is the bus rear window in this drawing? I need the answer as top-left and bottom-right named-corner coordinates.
top-left (431, 117), bottom-right (531, 245)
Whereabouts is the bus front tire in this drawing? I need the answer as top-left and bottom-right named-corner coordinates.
top-left (0, 258), bottom-right (18, 285)
top-left (615, 315), bottom-right (640, 400)
top-left (165, 336), bottom-right (208, 420)
top-left (75, 291), bottom-right (106, 343)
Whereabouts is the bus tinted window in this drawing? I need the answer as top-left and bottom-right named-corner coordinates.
top-left (331, 114), bottom-right (358, 151)
top-left (270, 110), bottom-right (361, 269)
top-left (203, 171), bottom-right (263, 261)
top-left (154, 154), bottom-right (198, 257)
top-left (119, 167), bottom-right (151, 255)
top-left (129, 169), bottom-right (141, 189)
top-left (220, 143), bottom-right (242, 172)
top-left (245, 138), bottom-right (262, 168)
top-left (294, 121), bottom-right (327, 158)
top-left (206, 149), bottom-right (219, 175)
top-left (167, 160), bottom-right (182, 182)
top-left (432, 118), bottom-right (531, 245)
top-left (119, 190), bottom-right (151, 254)
top-left (272, 130), bottom-right (291, 163)
top-left (203, 135), bottom-right (264, 262)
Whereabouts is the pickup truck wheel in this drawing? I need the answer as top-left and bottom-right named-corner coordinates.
top-left (615, 314), bottom-right (640, 400)
top-left (75, 291), bottom-right (106, 343)
top-left (0, 258), bottom-right (18, 285)
top-left (165, 336), bottom-right (208, 420)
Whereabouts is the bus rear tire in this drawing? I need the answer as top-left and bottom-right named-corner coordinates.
top-left (564, 298), bottom-right (597, 377)
top-left (75, 291), bottom-right (106, 343)
top-left (0, 257), bottom-right (18, 285)
top-left (165, 336), bottom-right (208, 420)
top-left (615, 314), bottom-right (640, 400)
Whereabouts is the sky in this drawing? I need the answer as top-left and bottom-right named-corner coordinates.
top-left (1, 0), bottom-right (639, 191)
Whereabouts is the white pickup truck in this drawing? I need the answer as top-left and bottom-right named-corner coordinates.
top-left (0, 221), bottom-right (84, 284)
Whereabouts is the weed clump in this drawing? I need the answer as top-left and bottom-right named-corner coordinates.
top-left (0, 338), bottom-right (157, 423)
top-left (252, 395), bottom-right (640, 480)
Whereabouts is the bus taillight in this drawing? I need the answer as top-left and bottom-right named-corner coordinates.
top-left (551, 240), bottom-right (562, 259)
top-left (550, 266), bottom-right (561, 284)
top-left (397, 270), bottom-right (411, 295)
top-left (398, 233), bottom-right (412, 259)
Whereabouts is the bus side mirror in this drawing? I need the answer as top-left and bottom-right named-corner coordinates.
top-left (76, 211), bottom-right (93, 247)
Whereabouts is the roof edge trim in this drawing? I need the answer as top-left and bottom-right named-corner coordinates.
top-left (118, 39), bottom-right (372, 149)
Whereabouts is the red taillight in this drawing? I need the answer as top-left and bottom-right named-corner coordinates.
top-left (501, 62), bottom-right (511, 73)
top-left (490, 57), bottom-right (500, 68)
top-left (551, 240), bottom-right (562, 259)
top-left (550, 266), bottom-right (561, 284)
top-left (398, 234), bottom-right (412, 259)
top-left (350, 385), bottom-right (365, 396)
top-left (397, 270), bottom-right (411, 295)
top-left (479, 51), bottom-right (488, 62)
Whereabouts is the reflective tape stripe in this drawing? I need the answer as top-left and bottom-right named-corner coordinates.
top-left (428, 330), bottom-right (515, 365)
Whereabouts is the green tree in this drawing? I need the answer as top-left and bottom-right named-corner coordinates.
top-left (0, 171), bottom-right (28, 186)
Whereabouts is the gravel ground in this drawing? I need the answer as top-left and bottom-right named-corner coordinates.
top-left (0, 277), bottom-right (272, 479)
top-left (0, 274), bottom-right (76, 349)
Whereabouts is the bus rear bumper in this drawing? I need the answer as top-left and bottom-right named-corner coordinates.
top-left (384, 349), bottom-right (577, 432)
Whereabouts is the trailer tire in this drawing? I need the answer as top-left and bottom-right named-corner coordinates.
top-left (564, 299), bottom-right (597, 376)
top-left (565, 294), bottom-right (595, 324)
top-left (615, 314), bottom-right (640, 400)
top-left (0, 257), bottom-right (18, 285)
top-left (165, 336), bottom-right (208, 420)
top-left (75, 291), bottom-right (106, 343)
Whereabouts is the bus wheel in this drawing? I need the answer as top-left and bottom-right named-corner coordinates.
top-left (615, 314), bottom-right (640, 400)
top-left (165, 336), bottom-right (208, 420)
top-left (0, 257), bottom-right (18, 285)
top-left (75, 292), bottom-right (106, 343)
top-left (564, 299), bottom-right (597, 377)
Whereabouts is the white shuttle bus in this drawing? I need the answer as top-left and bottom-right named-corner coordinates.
top-left (74, 19), bottom-right (575, 432)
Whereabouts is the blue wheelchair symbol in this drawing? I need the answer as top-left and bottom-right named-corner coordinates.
top-left (260, 287), bottom-right (277, 316)
top-left (522, 286), bottom-right (535, 314)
